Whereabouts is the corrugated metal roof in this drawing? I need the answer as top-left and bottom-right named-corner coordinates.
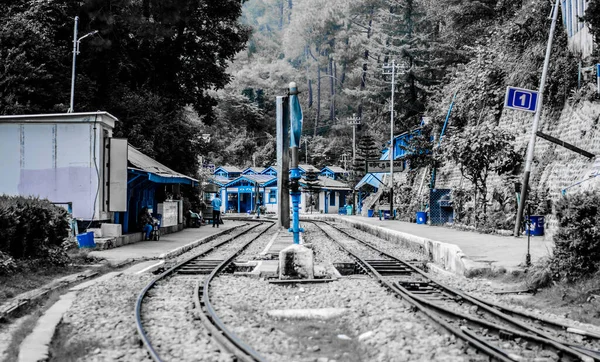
top-left (217, 166), bottom-right (242, 173)
top-left (209, 175), bottom-right (230, 185)
top-left (226, 174), bottom-right (277, 187)
top-left (128, 145), bottom-right (197, 181)
top-left (299, 164), bottom-right (319, 172)
top-left (322, 166), bottom-right (347, 173)
top-left (242, 167), bottom-right (266, 174)
top-left (301, 176), bottom-right (350, 190)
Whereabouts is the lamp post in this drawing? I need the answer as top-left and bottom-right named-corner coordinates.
top-left (68, 16), bottom-right (98, 113)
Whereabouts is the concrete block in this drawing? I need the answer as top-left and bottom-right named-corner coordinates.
top-left (101, 223), bottom-right (122, 237)
top-left (279, 244), bottom-right (314, 279)
top-left (88, 228), bottom-right (102, 237)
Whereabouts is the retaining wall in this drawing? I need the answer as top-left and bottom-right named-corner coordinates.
top-left (305, 215), bottom-right (489, 276)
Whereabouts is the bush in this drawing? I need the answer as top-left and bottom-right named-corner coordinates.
top-left (550, 192), bottom-right (600, 281)
top-left (0, 251), bottom-right (17, 275)
top-left (0, 196), bottom-right (70, 260)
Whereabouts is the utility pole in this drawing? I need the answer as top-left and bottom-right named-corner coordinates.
top-left (514, 0), bottom-right (560, 237)
top-left (382, 60), bottom-right (406, 218)
top-left (347, 113), bottom-right (361, 163)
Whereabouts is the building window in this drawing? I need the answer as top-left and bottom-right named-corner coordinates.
top-left (269, 189), bottom-right (277, 204)
top-left (329, 192), bottom-right (336, 206)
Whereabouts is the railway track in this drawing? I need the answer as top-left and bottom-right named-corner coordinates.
top-left (135, 221), bottom-right (273, 362)
top-left (311, 220), bottom-right (600, 362)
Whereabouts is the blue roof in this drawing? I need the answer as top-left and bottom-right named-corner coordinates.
top-left (225, 174), bottom-right (277, 187)
top-left (260, 166), bottom-right (278, 175)
top-left (355, 173), bottom-right (386, 190)
top-left (209, 175), bottom-right (230, 186)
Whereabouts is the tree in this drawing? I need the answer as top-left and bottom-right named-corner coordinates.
top-left (0, 0), bottom-right (250, 177)
top-left (443, 124), bottom-right (520, 224)
top-left (0, 1), bottom-right (73, 114)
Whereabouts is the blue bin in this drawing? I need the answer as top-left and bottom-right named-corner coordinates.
top-left (346, 205), bottom-right (353, 215)
top-left (416, 211), bottom-right (427, 224)
top-left (368, 209), bottom-right (374, 217)
top-left (526, 216), bottom-right (545, 236)
top-left (76, 232), bottom-right (96, 248)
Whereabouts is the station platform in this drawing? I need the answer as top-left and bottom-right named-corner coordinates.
top-left (88, 221), bottom-right (246, 263)
top-left (304, 214), bottom-right (554, 276)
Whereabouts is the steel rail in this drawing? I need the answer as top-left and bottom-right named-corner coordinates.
top-left (310, 221), bottom-right (514, 361)
top-left (324, 223), bottom-right (600, 361)
top-left (134, 222), bottom-right (264, 362)
top-left (200, 222), bottom-right (275, 362)
top-left (312, 220), bottom-right (598, 362)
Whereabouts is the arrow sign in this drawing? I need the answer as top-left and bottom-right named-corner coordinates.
top-left (504, 86), bottom-right (539, 113)
top-left (289, 82), bottom-right (303, 148)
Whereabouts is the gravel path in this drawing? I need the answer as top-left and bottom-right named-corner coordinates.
top-left (52, 274), bottom-right (152, 361)
top-left (210, 275), bottom-right (468, 362)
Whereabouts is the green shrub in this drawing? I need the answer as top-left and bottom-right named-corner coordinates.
top-left (0, 196), bottom-right (70, 260)
top-left (550, 192), bottom-right (600, 281)
top-left (0, 251), bottom-right (17, 275)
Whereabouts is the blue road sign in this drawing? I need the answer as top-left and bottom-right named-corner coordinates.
top-left (504, 86), bottom-right (539, 113)
top-left (289, 82), bottom-right (303, 148)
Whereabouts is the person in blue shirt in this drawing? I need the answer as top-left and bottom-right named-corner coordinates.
top-left (211, 195), bottom-right (222, 227)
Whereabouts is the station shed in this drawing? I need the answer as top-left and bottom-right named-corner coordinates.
top-left (0, 112), bottom-right (119, 222)
top-left (301, 176), bottom-right (352, 214)
top-left (0, 112), bottom-right (198, 236)
top-left (123, 146), bottom-right (198, 233)
top-left (222, 174), bottom-right (277, 214)
top-left (354, 129), bottom-right (419, 213)
top-left (207, 164), bottom-right (351, 214)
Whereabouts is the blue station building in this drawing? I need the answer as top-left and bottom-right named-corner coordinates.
top-left (208, 164), bottom-right (351, 214)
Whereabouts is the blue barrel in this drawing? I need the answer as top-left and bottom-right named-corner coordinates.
top-left (526, 216), bottom-right (545, 236)
top-left (368, 209), bottom-right (374, 217)
top-left (416, 211), bottom-right (427, 224)
top-left (76, 232), bottom-right (96, 248)
top-left (346, 205), bottom-right (353, 215)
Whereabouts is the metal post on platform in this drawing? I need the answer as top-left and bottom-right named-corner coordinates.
top-left (276, 96), bottom-right (291, 229)
top-left (526, 203), bottom-right (532, 267)
top-left (288, 82), bottom-right (304, 244)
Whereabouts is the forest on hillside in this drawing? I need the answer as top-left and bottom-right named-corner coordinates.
top-left (210, 0), bottom-right (599, 175)
top-left (2, 0), bottom-right (600, 179)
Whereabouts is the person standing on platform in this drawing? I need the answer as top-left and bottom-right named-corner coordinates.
top-left (211, 195), bottom-right (222, 228)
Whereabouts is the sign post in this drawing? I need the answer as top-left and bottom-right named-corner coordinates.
top-left (288, 82), bottom-right (304, 244)
top-left (513, 0), bottom-right (560, 237)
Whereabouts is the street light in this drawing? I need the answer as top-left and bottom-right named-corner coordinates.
top-left (382, 60), bottom-right (408, 218)
top-left (68, 16), bottom-right (98, 113)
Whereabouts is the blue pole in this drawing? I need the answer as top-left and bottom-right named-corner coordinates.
top-left (288, 82), bottom-right (304, 244)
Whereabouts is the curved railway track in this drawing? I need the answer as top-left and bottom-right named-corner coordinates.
top-left (135, 221), bottom-right (273, 362)
top-left (311, 220), bottom-right (600, 362)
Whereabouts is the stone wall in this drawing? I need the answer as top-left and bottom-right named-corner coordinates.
top-left (429, 98), bottom-right (600, 239)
